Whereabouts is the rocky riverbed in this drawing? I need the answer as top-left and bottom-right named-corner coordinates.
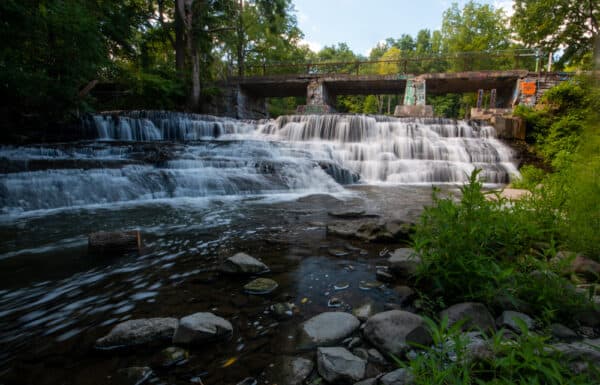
top-left (1, 184), bottom-right (598, 385)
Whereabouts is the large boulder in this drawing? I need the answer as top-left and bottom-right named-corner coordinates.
top-left (301, 312), bottom-right (360, 346)
top-left (439, 303), bottom-right (495, 333)
top-left (172, 312), bottom-right (232, 345)
top-left (96, 318), bottom-right (178, 349)
top-left (363, 310), bottom-right (431, 356)
top-left (317, 347), bottom-right (366, 383)
top-left (387, 248), bottom-right (421, 278)
top-left (220, 252), bottom-right (269, 274)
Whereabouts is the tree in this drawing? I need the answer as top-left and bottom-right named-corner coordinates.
top-left (441, 1), bottom-right (512, 70)
top-left (512, 0), bottom-right (599, 68)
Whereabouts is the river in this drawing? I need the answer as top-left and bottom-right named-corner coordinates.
top-left (0, 112), bottom-right (519, 384)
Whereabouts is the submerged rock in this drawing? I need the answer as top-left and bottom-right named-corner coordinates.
top-left (172, 312), bottom-right (232, 345)
top-left (439, 302), bottom-right (496, 333)
top-left (270, 302), bottom-right (297, 319)
top-left (220, 252), bottom-right (269, 274)
top-left (244, 278), bottom-right (278, 294)
top-left (387, 248), bottom-right (421, 278)
top-left (326, 220), bottom-right (413, 243)
top-left (96, 318), bottom-right (178, 349)
top-left (317, 347), bottom-right (366, 383)
top-left (301, 312), bottom-right (360, 346)
top-left (264, 356), bottom-right (314, 385)
top-left (152, 346), bottom-right (188, 367)
top-left (363, 310), bottom-right (431, 355)
top-left (114, 366), bottom-right (154, 385)
top-left (353, 303), bottom-right (376, 322)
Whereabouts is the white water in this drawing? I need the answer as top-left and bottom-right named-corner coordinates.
top-left (0, 112), bottom-right (519, 214)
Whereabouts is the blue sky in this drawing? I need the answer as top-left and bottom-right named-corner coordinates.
top-left (293, 0), bottom-right (514, 56)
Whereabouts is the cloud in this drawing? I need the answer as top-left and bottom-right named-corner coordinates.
top-left (300, 39), bottom-right (323, 52)
top-left (494, 0), bottom-right (514, 17)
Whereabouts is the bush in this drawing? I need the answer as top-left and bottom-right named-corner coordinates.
top-left (413, 170), bottom-right (544, 305)
top-left (412, 169), bottom-right (595, 321)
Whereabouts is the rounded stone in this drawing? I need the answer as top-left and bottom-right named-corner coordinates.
top-left (439, 302), bottom-right (496, 333)
top-left (172, 312), bottom-right (233, 345)
top-left (221, 252), bottom-right (269, 274)
top-left (363, 310), bottom-right (431, 356)
top-left (301, 312), bottom-right (361, 346)
top-left (95, 318), bottom-right (178, 349)
top-left (244, 278), bottom-right (279, 294)
top-left (317, 347), bottom-right (366, 383)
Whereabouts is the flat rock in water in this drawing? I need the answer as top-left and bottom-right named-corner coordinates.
top-left (220, 252), bottom-right (269, 274)
top-left (363, 310), bottom-right (431, 356)
top-left (496, 310), bottom-right (535, 332)
top-left (301, 312), bottom-right (360, 346)
top-left (439, 302), bottom-right (496, 333)
top-left (96, 318), bottom-right (178, 349)
top-left (388, 248), bottom-right (421, 278)
top-left (328, 210), bottom-right (367, 218)
top-left (264, 356), bottom-right (314, 385)
top-left (244, 278), bottom-right (278, 294)
top-left (326, 220), bottom-right (413, 243)
top-left (317, 347), bottom-right (366, 383)
top-left (380, 368), bottom-right (415, 385)
top-left (172, 312), bottom-right (232, 345)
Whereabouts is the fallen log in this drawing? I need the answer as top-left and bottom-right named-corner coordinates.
top-left (88, 230), bottom-right (141, 256)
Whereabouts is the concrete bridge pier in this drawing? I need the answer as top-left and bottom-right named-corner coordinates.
top-left (302, 79), bottom-right (335, 113)
top-left (394, 77), bottom-right (433, 117)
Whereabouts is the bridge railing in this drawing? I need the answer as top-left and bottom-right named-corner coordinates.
top-left (235, 49), bottom-right (541, 78)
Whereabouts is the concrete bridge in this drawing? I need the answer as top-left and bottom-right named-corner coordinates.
top-left (214, 69), bottom-right (568, 120)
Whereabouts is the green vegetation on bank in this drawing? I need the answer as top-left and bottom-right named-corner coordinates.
top-left (399, 317), bottom-right (599, 385)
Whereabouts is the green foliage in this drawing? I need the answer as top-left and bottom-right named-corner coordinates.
top-left (510, 165), bottom-right (545, 190)
top-left (413, 169), bottom-right (595, 320)
top-left (414, 170), bottom-right (540, 305)
top-left (402, 317), bottom-right (599, 385)
top-left (512, 0), bottom-right (599, 68)
top-left (363, 95), bottom-right (379, 114)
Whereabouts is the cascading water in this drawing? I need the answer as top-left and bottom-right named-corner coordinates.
top-left (1, 112), bottom-right (518, 215)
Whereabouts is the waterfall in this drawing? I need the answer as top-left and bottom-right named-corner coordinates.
top-left (0, 112), bottom-right (519, 214)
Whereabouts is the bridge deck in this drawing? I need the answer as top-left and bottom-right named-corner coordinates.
top-left (230, 70), bottom-right (530, 98)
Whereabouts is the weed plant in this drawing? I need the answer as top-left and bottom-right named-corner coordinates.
top-left (398, 317), bottom-right (599, 385)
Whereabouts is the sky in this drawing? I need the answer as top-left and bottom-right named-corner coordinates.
top-left (293, 0), bottom-right (514, 56)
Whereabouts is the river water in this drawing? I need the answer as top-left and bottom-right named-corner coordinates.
top-left (0, 113), bottom-right (519, 384)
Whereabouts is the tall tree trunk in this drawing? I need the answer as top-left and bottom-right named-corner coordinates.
top-left (175, 0), bottom-right (186, 77)
top-left (176, 0), bottom-right (201, 111)
top-left (236, 0), bottom-right (245, 77)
